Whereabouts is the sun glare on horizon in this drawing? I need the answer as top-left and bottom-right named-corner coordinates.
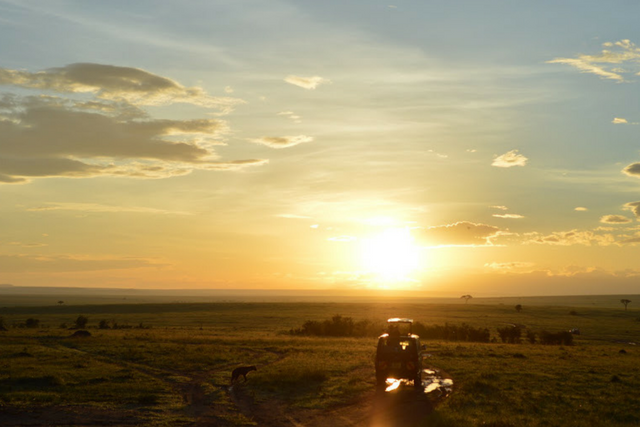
top-left (360, 227), bottom-right (421, 287)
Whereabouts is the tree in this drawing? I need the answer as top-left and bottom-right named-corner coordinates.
top-left (621, 299), bottom-right (631, 311)
top-left (58, 300), bottom-right (64, 305)
top-left (74, 315), bottom-right (89, 329)
top-left (515, 304), bottom-right (523, 312)
top-left (461, 295), bottom-right (473, 304)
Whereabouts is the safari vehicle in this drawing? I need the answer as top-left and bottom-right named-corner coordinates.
top-left (375, 318), bottom-right (423, 388)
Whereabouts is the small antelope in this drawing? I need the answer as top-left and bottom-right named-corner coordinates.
top-left (231, 365), bottom-right (257, 383)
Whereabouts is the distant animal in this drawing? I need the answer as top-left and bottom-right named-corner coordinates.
top-left (231, 365), bottom-right (257, 383)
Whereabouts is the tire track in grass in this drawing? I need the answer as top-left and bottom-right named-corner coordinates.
top-left (37, 337), bottom-right (258, 426)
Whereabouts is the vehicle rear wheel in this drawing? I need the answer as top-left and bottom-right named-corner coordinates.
top-left (414, 372), bottom-right (422, 389)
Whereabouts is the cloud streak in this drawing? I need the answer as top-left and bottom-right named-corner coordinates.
top-left (548, 40), bottom-right (640, 82)
top-left (421, 221), bottom-right (501, 247)
top-left (249, 135), bottom-right (313, 149)
top-left (284, 75), bottom-right (330, 90)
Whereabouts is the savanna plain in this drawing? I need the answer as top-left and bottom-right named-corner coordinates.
top-left (0, 295), bottom-right (639, 427)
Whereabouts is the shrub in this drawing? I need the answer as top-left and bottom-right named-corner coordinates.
top-left (290, 315), bottom-right (381, 337)
top-left (98, 319), bottom-right (111, 329)
top-left (414, 322), bottom-right (491, 343)
top-left (74, 315), bottom-right (89, 329)
top-left (25, 318), bottom-right (40, 329)
top-left (496, 325), bottom-right (522, 344)
top-left (540, 330), bottom-right (574, 345)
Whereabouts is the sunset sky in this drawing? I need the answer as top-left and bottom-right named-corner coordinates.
top-left (1, 1), bottom-right (640, 296)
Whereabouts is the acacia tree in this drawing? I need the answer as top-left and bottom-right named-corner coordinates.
top-left (515, 304), bottom-right (523, 312)
top-left (621, 299), bottom-right (631, 311)
top-left (461, 295), bottom-right (473, 304)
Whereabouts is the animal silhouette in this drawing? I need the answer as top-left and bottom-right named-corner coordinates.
top-left (231, 365), bottom-right (257, 383)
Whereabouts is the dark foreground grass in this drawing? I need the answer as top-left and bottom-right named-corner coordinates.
top-left (0, 300), bottom-right (638, 426)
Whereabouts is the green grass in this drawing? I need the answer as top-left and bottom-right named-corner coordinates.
top-left (0, 299), bottom-right (638, 426)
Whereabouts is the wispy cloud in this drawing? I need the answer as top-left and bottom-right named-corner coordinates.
top-left (0, 253), bottom-right (163, 273)
top-left (249, 135), bottom-right (313, 149)
top-left (600, 214), bottom-right (632, 224)
top-left (548, 40), bottom-right (640, 82)
top-left (575, 207), bottom-right (588, 211)
top-left (278, 111), bottom-right (302, 123)
top-left (492, 150), bottom-right (528, 168)
top-left (327, 235), bottom-right (357, 242)
top-left (612, 117), bottom-right (628, 124)
top-left (493, 213), bottom-right (525, 219)
top-left (284, 75), bottom-right (330, 90)
top-left (421, 221), bottom-right (501, 247)
top-left (525, 230), bottom-right (616, 246)
top-left (485, 261), bottom-right (535, 271)
top-left (623, 201), bottom-right (640, 218)
top-left (26, 202), bottom-right (192, 215)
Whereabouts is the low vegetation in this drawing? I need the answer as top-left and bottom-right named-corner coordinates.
top-left (0, 298), bottom-right (638, 426)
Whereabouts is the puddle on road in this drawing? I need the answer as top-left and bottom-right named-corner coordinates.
top-left (382, 369), bottom-right (453, 396)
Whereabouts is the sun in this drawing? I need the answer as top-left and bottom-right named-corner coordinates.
top-left (360, 228), bottom-right (420, 286)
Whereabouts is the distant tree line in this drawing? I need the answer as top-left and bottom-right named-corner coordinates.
top-left (290, 315), bottom-right (574, 345)
top-left (0, 315), bottom-right (150, 330)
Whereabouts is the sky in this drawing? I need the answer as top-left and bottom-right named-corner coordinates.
top-left (1, 0), bottom-right (640, 297)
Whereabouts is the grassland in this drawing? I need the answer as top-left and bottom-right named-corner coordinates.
top-left (0, 297), bottom-right (639, 426)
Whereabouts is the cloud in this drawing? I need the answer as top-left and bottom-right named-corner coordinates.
top-left (575, 207), bottom-right (588, 211)
top-left (492, 150), bottom-right (528, 168)
top-left (0, 63), bottom-right (244, 113)
top-left (547, 40), bottom-right (640, 82)
top-left (493, 214), bottom-right (525, 219)
top-left (278, 111), bottom-right (302, 123)
top-left (491, 205), bottom-right (509, 210)
top-left (276, 214), bottom-right (312, 219)
top-left (525, 229), bottom-right (616, 246)
top-left (249, 135), bottom-right (313, 149)
top-left (623, 201), bottom-right (640, 218)
top-left (600, 214), bottom-right (632, 224)
top-left (26, 202), bottom-right (192, 215)
top-left (622, 163), bottom-right (640, 178)
top-left (485, 262), bottom-right (535, 271)
top-left (620, 233), bottom-right (640, 244)
top-left (284, 75), bottom-right (330, 90)
top-left (327, 235), bottom-right (357, 242)
top-left (612, 117), bottom-right (628, 124)
top-left (0, 66), bottom-right (266, 183)
top-left (421, 221), bottom-right (501, 247)
top-left (0, 254), bottom-right (162, 273)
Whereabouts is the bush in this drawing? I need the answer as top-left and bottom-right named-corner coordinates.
top-left (414, 322), bottom-right (491, 343)
top-left (98, 319), bottom-right (111, 329)
top-left (25, 318), bottom-right (40, 329)
top-left (74, 315), bottom-right (89, 329)
top-left (540, 330), bottom-right (574, 345)
top-left (496, 325), bottom-right (522, 344)
top-left (290, 315), bottom-right (381, 337)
